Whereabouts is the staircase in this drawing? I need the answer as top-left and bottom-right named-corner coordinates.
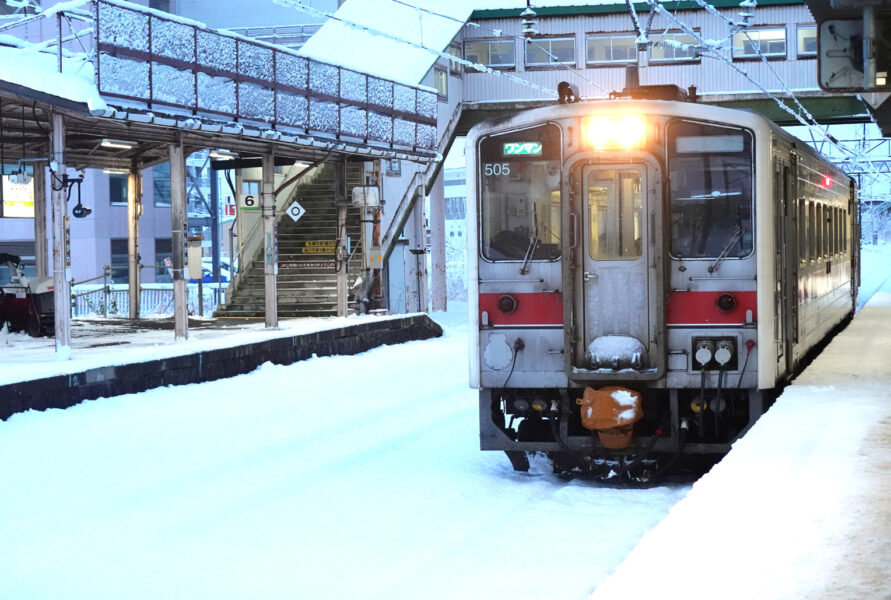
top-left (216, 162), bottom-right (366, 318)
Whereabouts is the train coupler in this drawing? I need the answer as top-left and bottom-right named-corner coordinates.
top-left (576, 386), bottom-right (643, 449)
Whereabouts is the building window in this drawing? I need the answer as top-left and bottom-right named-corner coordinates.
top-left (109, 174), bottom-right (127, 205)
top-left (110, 239), bottom-right (129, 284)
top-left (153, 161), bottom-right (171, 207)
top-left (464, 39), bottom-right (515, 68)
top-left (445, 197), bottom-right (466, 220)
top-left (433, 68), bottom-right (448, 99)
top-left (797, 25), bottom-right (817, 58)
top-left (385, 159), bottom-right (401, 176)
top-left (448, 43), bottom-right (463, 76)
top-left (526, 36), bottom-right (576, 67)
top-left (149, 0), bottom-right (170, 12)
top-left (650, 31), bottom-right (700, 63)
top-left (155, 238), bottom-right (172, 283)
top-left (732, 27), bottom-right (787, 59)
top-left (586, 33), bottom-right (637, 65)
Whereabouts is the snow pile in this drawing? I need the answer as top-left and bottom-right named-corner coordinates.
top-left (0, 305), bottom-right (689, 599)
top-left (590, 271), bottom-right (891, 599)
top-left (0, 44), bottom-right (106, 111)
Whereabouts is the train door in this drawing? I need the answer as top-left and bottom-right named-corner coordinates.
top-left (578, 163), bottom-right (655, 368)
top-left (774, 154), bottom-right (798, 377)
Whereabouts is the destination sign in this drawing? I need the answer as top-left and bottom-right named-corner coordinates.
top-left (503, 142), bottom-right (543, 156)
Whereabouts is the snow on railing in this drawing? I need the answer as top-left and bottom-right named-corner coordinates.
top-left (71, 283), bottom-right (226, 318)
top-left (87, 0), bottom-right (437, 151)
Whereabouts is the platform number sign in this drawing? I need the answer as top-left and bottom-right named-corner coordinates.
top-left (285, 200), bottom-right (306, 223)
top-left (238, 194), bottom-right (259, 211)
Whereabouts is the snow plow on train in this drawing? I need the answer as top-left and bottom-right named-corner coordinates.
top-left (0, 253), bottom-right (54, 337)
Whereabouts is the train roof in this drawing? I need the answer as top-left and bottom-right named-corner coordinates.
top-left (467, 98), bottom-right (852, 184)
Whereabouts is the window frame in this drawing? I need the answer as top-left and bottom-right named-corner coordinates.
top-left (464, 38), bottom-right (516, 69)
top-left (447, 42), bottom-right (463, 77)
top-left (796, 24), bottom-right (817, 59)
top-left (585, 32), bottom-right (638, 66)
top-left (525, 35), bottom-right (577, 68)
top-left (109, 173), bottom-right (128, 206)
top-left (433, 67), bottom-right (448, 100)
top-left (649, 30), bottom-right (701, 64)
top-left (732, 26), bottom-right (788, 61)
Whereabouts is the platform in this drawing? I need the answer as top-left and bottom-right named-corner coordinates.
top-left (591, 289), bottom-right (891, 599)
top-left (0, 313), bottom-right (442, 421)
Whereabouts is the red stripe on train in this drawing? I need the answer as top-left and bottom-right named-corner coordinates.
top-left (666, 291), bottom-right (757, 325)
top-left (479, 292), bottom-right (563, 325)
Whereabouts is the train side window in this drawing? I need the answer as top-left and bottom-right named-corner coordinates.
top-left (822, 204), bottom-right (830, 257)
top-left (808, 201), bottom-right (817, 260)
top-left (798, 200), bottom-right (807, 263)
top-left (667, 120), bottom-right (754, 259)
top-left (842, 210), bottom-right (847, 253)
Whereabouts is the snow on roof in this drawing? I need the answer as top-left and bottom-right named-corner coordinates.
top-left (0, 44), bottom-right (106, 111)
top-left (297, 0), bottom-right (475, 86)
top-left (297, 0), bottom-right (628, 87)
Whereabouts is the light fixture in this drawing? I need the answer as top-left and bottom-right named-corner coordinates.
top-left (582, 115), bottom-right (647, 150)
top-left (102, 168), bottom-right (130, 175)
top-left (209, 149), bottom-right (238, 160)
top-left (101, 138), bottom-right (137, 150)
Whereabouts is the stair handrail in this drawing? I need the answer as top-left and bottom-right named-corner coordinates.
top-left (222, 159), bottom-right (325, 307)
top-left (379, 102), bottom-right (464, 266)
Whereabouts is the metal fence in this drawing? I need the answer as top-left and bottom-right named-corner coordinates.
top-left (71, 283), bottom-right (227, 318)
top-left (91, 0), bottom-right (438, 151)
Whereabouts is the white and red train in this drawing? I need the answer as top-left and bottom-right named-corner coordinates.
top-left (467, 85), bottom-right (859, 475)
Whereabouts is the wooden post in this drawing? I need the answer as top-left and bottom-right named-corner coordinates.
top-left (429, 169), bottom-right (446, 312)
top-left (33, 163), bottom-right (47, 278)
top-left (169, 141), bottom-right (188, 340)
top-left (127, 164), bottom-right (142, 319)
top-left (261, 151), bottom-right (278, 328)
top-left (335, 160), bottom-right (348, 316)
top-left (50, 113), bottom-right (71, 351)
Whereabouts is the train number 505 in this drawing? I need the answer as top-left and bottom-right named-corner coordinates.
top-left (484, 163), bottom-right (511, 177)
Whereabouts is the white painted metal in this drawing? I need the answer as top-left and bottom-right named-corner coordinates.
top-left (261, 152), bottom-right (278, 328)
top-left (50, 113), bottom-right (70, 352)
top-left (169, 141), bottom-right (188, 341)
top-left (429, 168), bottom-right (447, 312)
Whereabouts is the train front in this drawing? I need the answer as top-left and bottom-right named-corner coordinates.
top-left (468, 99), bottom-right (763, 476)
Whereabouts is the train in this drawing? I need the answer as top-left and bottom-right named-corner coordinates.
top-left (467, 82), bottom-right (859, 479)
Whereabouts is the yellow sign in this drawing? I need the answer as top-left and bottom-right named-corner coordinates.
top-left (1, 176), bottom-right (35, 218)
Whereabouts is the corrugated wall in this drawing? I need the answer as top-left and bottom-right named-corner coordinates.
top-left (461, 4), bottom-right (818, 102)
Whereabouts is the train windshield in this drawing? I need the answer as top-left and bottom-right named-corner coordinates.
top-left (667, 120), bottom-right (754, 259)
top-left (478, 123), bottom-right (562, 262)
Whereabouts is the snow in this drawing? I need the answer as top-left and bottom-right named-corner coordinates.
top-left (0, 44), bottom-right (107, 111)
top-left (2, 244), bottom-right (890, 599)
top-left (0, 305), bottom-right (689, 599)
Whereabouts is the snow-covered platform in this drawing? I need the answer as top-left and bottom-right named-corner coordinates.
top-left (591, 289), bottom-right (891, 600)
top-left (0, 313), bottom-right (441, 420)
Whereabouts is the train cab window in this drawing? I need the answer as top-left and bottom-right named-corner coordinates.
top-left (478, 124), bottom-right (562, 262)
top-left (667, 120), bottom-right (754, 259)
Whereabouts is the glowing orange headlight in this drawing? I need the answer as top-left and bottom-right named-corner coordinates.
top-left (582, 115), bottom-right (647, 150)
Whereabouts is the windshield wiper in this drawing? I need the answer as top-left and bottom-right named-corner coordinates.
top-left (708, 225), bottom-right (743, 273)
top-left (520, 204), bottom-right (539, 275)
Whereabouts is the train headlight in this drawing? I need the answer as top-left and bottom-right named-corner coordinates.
top-left (583, 115), bottom-right (647, 150)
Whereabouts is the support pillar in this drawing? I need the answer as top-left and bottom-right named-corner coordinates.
top-left (411, 188), bottom-right (428, 313)
top-left (169, 141), bottom-right (188, 340)
top-left (429, 169), bottom-right (446, 312)
top-left (127, 165), bottom-right (142, 319)
top-left (261, 151), bottom-right (278, 328)
top-left (335, 160), bottom-right (348, 316)
top-left (50, 114), bottom-right (71, 351)
top-left (33, 163), bottom-right (47, 278)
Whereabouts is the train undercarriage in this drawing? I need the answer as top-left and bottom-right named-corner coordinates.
top-left (481, 385), bottom-right (771, 481)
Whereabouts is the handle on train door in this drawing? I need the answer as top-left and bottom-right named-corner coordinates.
top-left (569, 212), bottom-right (578, 250)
